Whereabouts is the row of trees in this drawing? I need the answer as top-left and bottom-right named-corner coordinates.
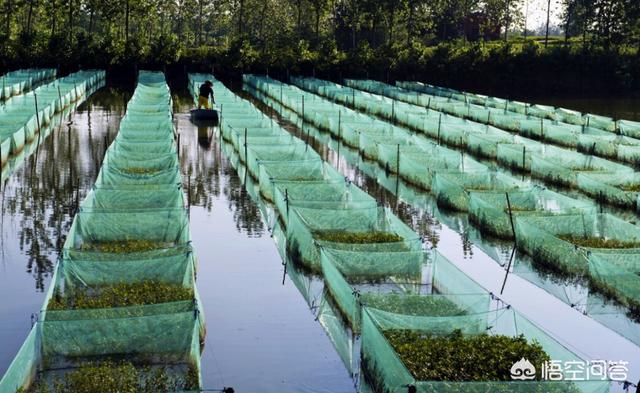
top-left (0, 0), bottom-right (639, 92)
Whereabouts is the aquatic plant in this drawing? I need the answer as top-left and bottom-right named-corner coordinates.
top-left (121, 167), bottom-right (160, 175)
top-left (80, 240), bottom-right (173, 253)
top-left (47, 281), bottom-right (193, 310)
top-left (362, 294), bottom-right (465, 316)
top-left (17, 360), bottom-right (199, 393)
top-left (383, 329), bottom-right (551, 381)
top-left (313, 230), bottom-right (403, 244)
top-left (557, 234), bottom-right (640, 249)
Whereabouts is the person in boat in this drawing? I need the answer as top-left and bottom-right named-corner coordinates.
top-left (198, 80), bottom-right (215, 109)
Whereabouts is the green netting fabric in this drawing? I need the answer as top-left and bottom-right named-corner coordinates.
top-left (0, 71), bottom-right (205, 393)
top-left (286, 205), bottom-right (422, 270)
top-left (469, 187), bottom-right (596, 239)
top-left (530, 145), bottom-right (632, 188)
top-left (361, 304), bottom-right (610, 393)
top-left (397, 80), bottom-right (640, 140)
top-left (0, 70), bottom-right (105, 158)
top-left (432, 172), bottom-right (527, 212)
top-left (515, 213), bottom-right (640, 274)
top-left (577, 172), bottom-right (640, 210)
top-left (272, 179), bottom-right (377, 222)
top-left (0, 68), bottom-right (56, 99)
top-left (320, 247), bottom-right (490, 330)
top-left (61, 246), bottom-right (197, 290)
top-left (516, 212), bottom-right (640, 316)
top-left (292, 78), bottom-right (637, 193)
top-left (259, 160), bottom-right (344, 201)
top-left (82, 186), bottom-right (185, 210)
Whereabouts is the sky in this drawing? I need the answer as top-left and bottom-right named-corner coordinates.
top-left (523, 0), bottom-right (564, 33)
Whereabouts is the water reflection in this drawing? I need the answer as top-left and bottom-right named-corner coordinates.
top-left (0, 89), bottom-right (126, 291)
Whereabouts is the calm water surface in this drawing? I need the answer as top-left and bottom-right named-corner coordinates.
top-left (0, 82), bottom-right (639, 392)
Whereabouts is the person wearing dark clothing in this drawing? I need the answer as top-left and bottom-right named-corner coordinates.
top-left (198, 80), bottom-right (214, 109)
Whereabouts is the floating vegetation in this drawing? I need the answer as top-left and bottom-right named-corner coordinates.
top-left (568, 166), bottom-right (599, 172)
top-left (313, 230), bottom-right (403, 244)
top-left (18, 360), bottom-right (198, 393)
top-left (47, 281), bottom-right (193, 310)
top-left (503, 204), bottom-right (535, 212)
top-left (121, 167), bottom-right (160, 175)
top-left (618, 184), bottom-right (640, 192)
top-left (363, 294), bottom-right (465, 316)
top-left (557, 234), bottom-right (640, 249)
top-left (80, 240), bottom-right (172, 253)
top-left (383, 329), bottom-right (550, 381)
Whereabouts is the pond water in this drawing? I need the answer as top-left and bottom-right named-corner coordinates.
top-left (0, 80), bottom-right (638, 392)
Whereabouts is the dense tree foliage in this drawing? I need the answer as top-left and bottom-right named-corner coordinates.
top-left (0, 0), bottom-right (639, 94)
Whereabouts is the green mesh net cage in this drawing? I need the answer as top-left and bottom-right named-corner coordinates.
top-left (432, 172), bottom-right (527, 212)
top-left (0, 71), bottom-right (205, 393)
top-left (361, 304), bottom-right (610, 393)
top-left (469, 187), bottom-right (596, 239)
top-left (286, 205), bottom-right (423, 271)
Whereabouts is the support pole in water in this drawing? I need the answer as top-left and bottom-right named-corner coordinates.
top-left (57, 84), bottom-right (63, 113)
top-left (33, 92), bottom-right (43, 164)
top-left (506, 192), bottom-right (516, 240)
top-left (244, 128), bottom-right (248, 161)
top-left (177, 134), bottom-right (181, 160)
top-left (391, 100), bottom-right (395, 122)
top-left (187, 175), bottom-right (191, 218)
top-left (395, 144), bottom-right (400, 195)
top-left (437, 114), bottom-right (442, 145)
top-left (75, 177), bottom-right (80, 215)
top-left (352, 89), bottom-right (355, 107)
top-left (540, 118), bottom-right (544, 141)
top-left (521, 146), bottom-right (526, 180)
top-left (285, 188), bottom-right (289, 215)
top-left (500, 246), bottom-right (516, 295)
top-left (599, 190), bottom-right (603, 213)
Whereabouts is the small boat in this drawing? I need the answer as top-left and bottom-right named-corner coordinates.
top-left (190, 108), bottom-right (218, 122)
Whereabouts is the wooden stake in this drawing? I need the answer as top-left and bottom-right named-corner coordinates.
top-left (506, 192), bottom-right (516, 240)
top-left (244, 127), bottom-right (248, 161)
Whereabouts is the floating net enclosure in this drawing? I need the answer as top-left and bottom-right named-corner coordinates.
top-left (468, 187), bottom-right (596, 239)
top-left (432, 172), bottom-right (527, 212)
top-left (577, 172), bottom-right (640, 210)
top-left (515, 213), bottom-right (640, 320)
top-left (0, 71), bottom-right (205, 393)
top-left (360, 303), bottom-right (610, 393)
top-left (286, 205), bottom-right (422, 270)
top-left (320, 248), bottom-right (490, 331)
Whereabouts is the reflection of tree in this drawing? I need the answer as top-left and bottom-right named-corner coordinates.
top-left (174, 99), bottom-right (265, 238)
top-left (1, 93), bottom-right (123, 291)
top-left (460, 230), bottom-right (474, 258)
top-left (224, 172), bottom-right (266, 237)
